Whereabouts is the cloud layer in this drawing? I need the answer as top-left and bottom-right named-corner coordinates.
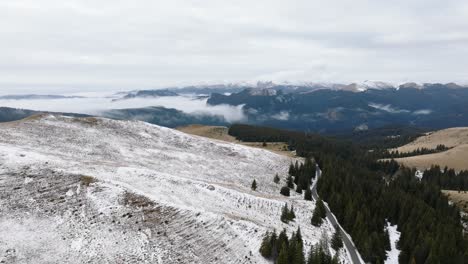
top-left (0, 96), bottom-right (246, 122)
top-left (1, 0), bottom-right (468, 94)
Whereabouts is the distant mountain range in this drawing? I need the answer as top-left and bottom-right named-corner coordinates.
top-left (207, 83), bottom-right (468, 133)
top-left (113, 81), bottom-right (467, 98)
top-left (1, 82), bottom-right (468, 134)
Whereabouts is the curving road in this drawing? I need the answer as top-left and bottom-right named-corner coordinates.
top-left (312, 165), bottom-right (364, 264)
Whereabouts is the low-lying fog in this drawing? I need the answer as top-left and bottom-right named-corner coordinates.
top-left (0, 95), bottom-right (246, 123)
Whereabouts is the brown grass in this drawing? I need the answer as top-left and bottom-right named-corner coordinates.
top-left (176, 125), bottom-right (236, 142)
top-left (392, 127), bottom-right (468, 172)
top-left (177, 124), bottom-right (295, 157)
top-left (442, 190), bottom-right (468, 212)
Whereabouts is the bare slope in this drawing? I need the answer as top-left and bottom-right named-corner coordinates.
top-left (0, 115), bottom-right (349, 263)
top-left (176, 124), bottom-right (294, 157)
top-left (393, 127), bottom-right (468, 171)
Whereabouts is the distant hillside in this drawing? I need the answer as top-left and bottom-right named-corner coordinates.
top-left (102, 106), bottom-right (228, 128)
top-left (0, 107), bottom-right (90, 123)
top-left (393, 127), bottom-right (468, 171)
top-left (207, 83), bottom-right (468, 133)
top-left (0, 107), bottom-right (38, 122)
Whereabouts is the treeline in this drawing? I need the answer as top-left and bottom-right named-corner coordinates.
top-left (229, 124), bottom-right (468, 263)
top-left (336, 125), bottom-right (426, 149)
top-left (383, 144), bottom-right (451, 158)
top-left (259, 228), bottom-right (340, 264)
top-left (421, 165), bottom-right (468, 191)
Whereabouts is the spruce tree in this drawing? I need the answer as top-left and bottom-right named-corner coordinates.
top-left (316, 199), bottom-right (326, 218)
top-left (288, 204), bottom-right (296, 221)
top-left (304, 187), bottom-right (312, 201)
top-left (280, 186), bottom-right (290, 196)
top-left (281, 203), bottom-right (289, 223)
top-left (274, 174), bottom-right (281, 184)
top-left (259, 231), bottom-right (272, 258)
top-left (270, 230), bottom-right (278, 260)
top-left (331, 226), bottom-right (343, 250)
top-left (276, 242), bottom-right (289, 264)
top-left (277, 229), bottom-right (289, 252)
top-left (296, 183), bottom-right (303, 194)
top-left (295, 227), bottom-right (303, 246)
top-left (251, 179), bottom-right (257, 191)
top-left (311, 206), bottom-right (323, 227)
top-left (287, 175), bottom-right (294, 188)
top-left (293, 241), bottom-right (306, 264)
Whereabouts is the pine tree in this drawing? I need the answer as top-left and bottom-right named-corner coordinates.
top-left (287, 175), bottom-right (294, 188)
top-left (251, 179), bottom-right (257, 191)
top-left (259, 231), bottom-right (272, 258)
top-left (311, 207), bottom-right (323, 227)
top-left (296, 183), bottom-right (303, 194)
top-left (276, 242), bottom-right (289, 264)
top-left (311, 199), bottom-right (326, 227)
top-left (288, 204), bottom-right (296, 221)
top-left (316, 199), bottom-right (326, 218)
top-left (289, 163), bottom-right (295, 176)
top-left (277, 229), bottom-right (289, 254)
top-left (331, 226), bottom-right (343, 250)
top-left (293, 242), bottom-right (306, 264)
top-left (281, 203), bottom-right (289, 223)
top-left (274, 174), bottom-right (281, 184)
top-left (270, 230), bottom-right (278, 260)
top-left (280, 186), bottom-right (290, 196)
top-left (304, 187), bottom-right (312, 201)
top-left (295, 227), bottom-right (303, 246)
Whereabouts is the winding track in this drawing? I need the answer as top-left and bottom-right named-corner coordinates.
top-left (312, 165), bottom-right (364, 264)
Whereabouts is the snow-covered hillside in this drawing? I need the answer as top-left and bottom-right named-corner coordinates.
top-left (0, 115), bottom-right (349, 263)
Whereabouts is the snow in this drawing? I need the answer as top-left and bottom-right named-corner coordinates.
top-left (0, 115), bottom-right (352, 263)
top-left (415, 170), bottom-right (424, 180)
top-left (385, 222), bottom-right (401, 264)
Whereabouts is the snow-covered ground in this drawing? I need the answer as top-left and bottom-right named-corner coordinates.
top-left (385, 222), bottom-right (401, 264)
top-left (0, 115), bottom-right (350, 263)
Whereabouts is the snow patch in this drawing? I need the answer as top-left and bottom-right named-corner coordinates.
top-left (385, 222), bottom-right (401, 264)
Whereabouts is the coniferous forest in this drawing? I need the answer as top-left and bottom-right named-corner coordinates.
top-left (229, 124), bottom-right (468, 264)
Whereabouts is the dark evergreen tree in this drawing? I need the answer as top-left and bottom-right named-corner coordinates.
top-left (251, 179), bottom-right (257, 191)
top-left (304, 186), bottom-right (312, 201)
top-left (288, 204), bottom-right (296, 221)
top-left (311, 207), bottom-right (323, 227)
top-left (287, 175), bottom-right (294, 189)
top-left (280, 186), bottom-right (290, 196)
top-left (281, 203), bottom-right (289, 223)
top-left (331, 226), bottom-right (343, 251)
top-left (259, 231), bottom-right (272, 258)
top-left (276, 242), bottom-right (289, 264)
top-left (274, 173), bottom-right (281, 184)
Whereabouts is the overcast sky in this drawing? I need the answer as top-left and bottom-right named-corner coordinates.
top-left (1, 0), bottom-right (468, 94)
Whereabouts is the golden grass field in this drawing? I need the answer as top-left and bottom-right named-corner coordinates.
top-left (442, 190), bottom-right (468, 212)
top-left (392, 127), bottom-right (468, 172)
top-left (176, 124), bottom-right (295, 157)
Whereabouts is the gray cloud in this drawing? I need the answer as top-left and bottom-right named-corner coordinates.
top-left (0, 0), bottom-right (468, 94)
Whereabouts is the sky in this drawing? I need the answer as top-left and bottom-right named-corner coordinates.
top-left (1, 0), bottom-right (468, 94)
